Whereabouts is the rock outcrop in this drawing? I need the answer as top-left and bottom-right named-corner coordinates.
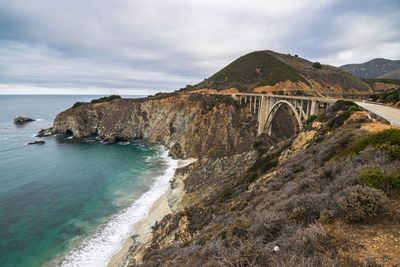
top-left (14, 116), bottom-right (35, 124)
top-left (36, 128), bottom-right (55, 137)
top-left (53, 93), bottom-right (268, 158)
top-left (27, 140), bottom-right (45, 145)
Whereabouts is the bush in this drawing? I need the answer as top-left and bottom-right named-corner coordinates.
top-left (357, 167), bottom-right (386, 190)
top-left (90, 95), bottom-right (121, 104)
top-left (328, 100), bottom-right (359, 113)
top-left (325, 100), bottom-right (361, 129)
top-left (312, 62), bottom-right (322, 69)
top-left (72, 102), bottom-right (85, 109)
top-left (340, 129), bottom-right (400, 158)
top-left (304, 115), bottom-right (318, 128)
top-left (327, 106), bottom-right (360, 128)
top-left (391, 171), bottom-right (400, 188)
top-left (337, 185), bottom-right (389, 223)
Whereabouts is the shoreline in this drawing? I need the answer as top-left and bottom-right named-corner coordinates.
top-left (107, 158), bottom-right (196, 267)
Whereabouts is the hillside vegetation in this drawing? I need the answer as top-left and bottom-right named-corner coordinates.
top-left (133, 102), bottom-right (400, 267)
top-left (371, 89), bottom-right (400, 107)
top-left (194, 50), bottom-right (371, 95)
top-left (196, 51), bottom-right (307, 90)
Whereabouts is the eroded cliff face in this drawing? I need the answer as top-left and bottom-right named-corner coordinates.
top-left (53, 93), bottom-right (264, 158)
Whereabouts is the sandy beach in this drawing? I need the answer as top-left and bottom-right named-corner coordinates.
top-left (107, 158), bottom-right (196, 267)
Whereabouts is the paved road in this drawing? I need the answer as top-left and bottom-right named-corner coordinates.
top-left (356, 102), bottom-right (400, 127)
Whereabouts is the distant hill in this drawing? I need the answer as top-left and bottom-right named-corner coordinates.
top-left (193, 50), bottom-right (371, 96)
top-left (340, 58), bottom-right (400, 79)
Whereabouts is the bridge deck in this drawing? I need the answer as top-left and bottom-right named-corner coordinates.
top-left (356, 101), bottom-right (400, 127)
top-left (228, 92), bottom-right (337, 103)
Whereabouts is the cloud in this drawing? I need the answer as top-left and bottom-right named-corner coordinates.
top-left (0, 0), bottom-right (399, 94)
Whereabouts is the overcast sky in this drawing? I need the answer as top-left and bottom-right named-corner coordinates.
top-left (0, 0), bottom-right (399, 94)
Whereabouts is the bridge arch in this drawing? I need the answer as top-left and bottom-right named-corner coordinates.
top-left (264, 100), bottom-right (303, 139)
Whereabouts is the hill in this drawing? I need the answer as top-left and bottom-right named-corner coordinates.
top-left (340, 58), bottom-right (400, 79)
top-left (193, 50), bottom-right (371, 96)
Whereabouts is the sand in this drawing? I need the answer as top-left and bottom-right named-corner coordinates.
top-left (107, 158), bottom-right (196, 267)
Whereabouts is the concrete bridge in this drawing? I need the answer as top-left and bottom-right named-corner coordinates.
top-left (230, 93), bottom-right (336, 136)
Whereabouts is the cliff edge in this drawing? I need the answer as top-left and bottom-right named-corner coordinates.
top-left (53, 93), bottom-right (270, 158)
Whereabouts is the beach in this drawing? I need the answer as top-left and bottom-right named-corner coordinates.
top-left (107, 158), bottom-right (196, 267)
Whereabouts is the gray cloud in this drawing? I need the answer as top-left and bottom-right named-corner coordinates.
top-left (0, 0), bottom-right (399, 94)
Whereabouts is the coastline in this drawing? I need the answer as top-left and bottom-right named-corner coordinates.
top-left (107, 158), bottom-right (197, 267)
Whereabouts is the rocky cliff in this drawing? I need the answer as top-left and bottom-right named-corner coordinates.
top-left (53, 93), bottom-right (269, 158)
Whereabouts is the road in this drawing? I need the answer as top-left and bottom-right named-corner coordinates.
top-left (356, 101), bottom-right (400, 127)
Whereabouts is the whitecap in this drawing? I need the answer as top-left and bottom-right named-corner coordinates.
top-left (58, 148), bottom-right (178, 267)
top-left (117, 141), bottom-right (130, 146)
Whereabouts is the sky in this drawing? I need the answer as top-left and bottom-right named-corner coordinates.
top-left (0, 0), bottom-right (399, 95)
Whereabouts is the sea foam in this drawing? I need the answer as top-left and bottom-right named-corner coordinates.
top-left (59, 148), bottom-right (178, 267)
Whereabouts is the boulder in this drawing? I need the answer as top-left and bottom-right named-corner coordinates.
top-left (27, 140), bottom-right (45, 145)
top-left (36, 128), bottom-right (54, 137)
top-left (14, 116), bottom-right (35, 124)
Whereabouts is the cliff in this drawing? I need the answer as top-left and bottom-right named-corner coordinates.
top-left (53, 93), bottom-right (270, 158)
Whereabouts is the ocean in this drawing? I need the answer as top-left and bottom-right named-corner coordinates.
top-left (0, 95), bottom-right (177, 267)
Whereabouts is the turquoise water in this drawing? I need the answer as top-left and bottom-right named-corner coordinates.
top-left (0, 95), bottom-right (176, 267)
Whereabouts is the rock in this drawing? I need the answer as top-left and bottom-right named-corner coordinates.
top-left (36, 128), bottom-right (54, 137)
top-left (273, 245), bottom-right (280, 252)
top-left (14, 116), bottom-right (35, 124)
top-left (27, 140), bottom-right (45, 145)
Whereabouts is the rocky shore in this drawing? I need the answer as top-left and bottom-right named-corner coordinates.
top-left (107, 158), bottom-right (197, 267)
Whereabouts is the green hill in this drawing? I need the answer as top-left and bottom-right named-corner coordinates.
top-left (196, 51), bottom-right (307, 90)
top-left (194, 50), bottom-right (371, 95)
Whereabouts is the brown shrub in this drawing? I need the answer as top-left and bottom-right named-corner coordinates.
top-left (337, 185), bottom-right (390, 223)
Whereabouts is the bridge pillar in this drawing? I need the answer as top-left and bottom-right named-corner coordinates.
top-left (310, 100), bottom-right (317, 116)
top-left (257, 96), bottom-right (268, 135)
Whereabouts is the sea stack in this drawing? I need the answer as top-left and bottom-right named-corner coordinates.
top-left (14, 116), bottom-right (35, 124)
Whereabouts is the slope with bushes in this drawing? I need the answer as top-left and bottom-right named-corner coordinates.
top-left (132, 101), bottom-right (400, 266)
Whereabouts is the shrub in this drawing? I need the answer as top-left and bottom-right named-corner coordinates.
top-left (312, 62), bottom-right (322, 69)
top-left (328, 100), bottom-right (359, 113)
top-left (390, 172), bottom-right (400, 191)
top-left (357, 167), bottom-right (386, 190)
top-left (337, 185), bottom-right (389, 223)
top-left (376, 143), bottom-right (400, 159)
top-left (304, 115), bottom-right (318, 128)
top-left (72, 102), bottom-right (85, 109)
top-left (327, 106), bottom-right (360, 129)
top-left (339, 129), bottom-right (400, 158)
top-left (90, 95), bottom-right (121, 104)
